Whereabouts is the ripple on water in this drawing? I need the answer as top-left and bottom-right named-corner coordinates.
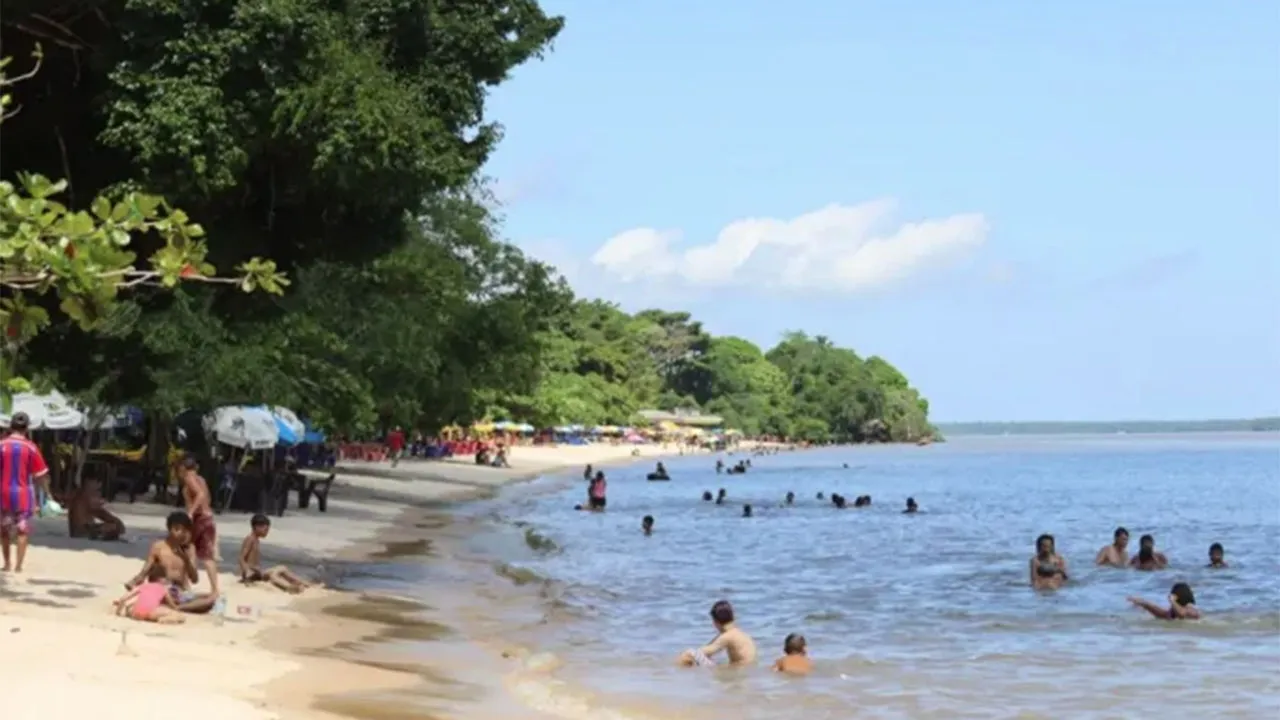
top-left (475, 435), bottom-right (1280, 719)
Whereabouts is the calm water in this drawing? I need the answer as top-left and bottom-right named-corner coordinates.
top-left (458, 434), bottom-right (1280, 720)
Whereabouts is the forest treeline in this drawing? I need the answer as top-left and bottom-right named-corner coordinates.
top-left (0, 1), bottom-right (933, 442)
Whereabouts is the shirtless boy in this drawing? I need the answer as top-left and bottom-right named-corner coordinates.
top-left (126, 511), bottom-right (217, 613)
top-left (179, 455), bottom-right (220, 594)
top-left (678, 600), bottom-right (757, 668)
top-left (1095, 527), bottom-right (1129, 567)
top-left (239, 514), bottom-right (310, 594)
top-left (773, 633), bottom-right (813, 675)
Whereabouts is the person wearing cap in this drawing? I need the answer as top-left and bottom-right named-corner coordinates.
top-left (0, 412), bottom-right (51, 572)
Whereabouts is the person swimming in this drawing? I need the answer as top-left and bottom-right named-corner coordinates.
top-left (831, 494), bottom-right (846, 509)
top-left (1207, 542), bottom-right (1227, 568)
top-left (702, 491), bottom-right (713, 502)
top-left (742, 504), bottom-right (753, 518)
top-left (715, 459), bottom-right (724, 474)
top-left (1128, 582), bottom-right (1201, 620)
top-left (642, 515), bottom-right (654, 535)
top-left (1130, 534), bottom-right (1168, 570)
top-left (816, 492), bottom-right (825, 500)
top-left (784, 491), bottom-right (795, 506)
top-left (1030, 533), bottom-right (1068, 589)
top-left (716, 488), bottom-right (727, 505)
top-left (773, 633), bottom-right (812, 675)
top-left (903, 497), bottom-right (918, 514)
top-left (1096, 527), bottom-right (1129, 567)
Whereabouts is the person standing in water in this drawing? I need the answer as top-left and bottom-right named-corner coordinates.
top-left (1130, 534), bottom-right (1168, 570)
top-left (642, 516), bottom-right (654, 535)
top-left (903, 497), bottom-right (919, 514)
top-left (1207, 542), bottom-right (1227, 568)
top-left (587, 471), bottom-right (607, 511)
top-left (1030, 534), bottom-right (1068, 589)
top-left (678, 600), bottom-right (758, 668)
top-left (1095, 527), bottom-right (1130, 567)
top-left (1128, 582), bottom-right (1200, 620)
top-left (742, 504), bottom-right (753, 518)
top-left (784, 491), bottom-right (795, 506)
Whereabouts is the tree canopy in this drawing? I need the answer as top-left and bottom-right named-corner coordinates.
top-left (1, 1), bottom-right (935, 442)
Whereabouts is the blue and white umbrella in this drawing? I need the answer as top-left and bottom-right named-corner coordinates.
top-left (204, 406), bottom-right (280, 450)
top-left (268, 406), bottom-right (305, 445)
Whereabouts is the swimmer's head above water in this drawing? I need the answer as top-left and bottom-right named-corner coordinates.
top-left (783, 633), bottom-right (807, 656)
top-left (642, 515), bottom-right (654, 535)
top-left (1114, 527), bottom-right (1130, 548)
top-left (904, 497), bottom-right (918, 513)
top-left (702, 491), bottom-right (713, 502)
top-left (1170, 582), bottom-right (1195, 607)
top-left (710, 600), bottom-right (735, 630)
top-left (1208, 542), bottom-right (1226, 567)
top-left (785, 491), bottom-right (795, 505)
top-left (1036, 533), bottom-right (1056, 558)
top-left (742, 504), bottom-right (753, 517)
top-left (1137, 534), bottom-right (1155, 562)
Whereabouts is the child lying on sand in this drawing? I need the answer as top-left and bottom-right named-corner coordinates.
top-left (112, 565), bottom-right (185, 624)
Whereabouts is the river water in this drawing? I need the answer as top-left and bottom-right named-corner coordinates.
top-left (339, 434), bottom-right (1280, 719)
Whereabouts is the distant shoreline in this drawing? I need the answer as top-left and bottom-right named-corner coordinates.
top-left (935, 418), bottom-right (1280, 436)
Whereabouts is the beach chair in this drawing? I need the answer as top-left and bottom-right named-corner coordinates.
top-left (297, 473), bottom-right (335, 512)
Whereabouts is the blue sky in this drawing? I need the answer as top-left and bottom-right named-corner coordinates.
top-left (483, 2), bottom-right (1279, 422)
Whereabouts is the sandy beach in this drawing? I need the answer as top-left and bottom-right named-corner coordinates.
top-left (0, 441), bottom-right (719, 720)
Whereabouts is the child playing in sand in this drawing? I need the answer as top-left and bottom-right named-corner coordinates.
top-left (112, 565), bottom-right (185, 624)
top-left (239, 514), bottom-right (311, 594)
top-left (773, 633), bottom-right (812, 675)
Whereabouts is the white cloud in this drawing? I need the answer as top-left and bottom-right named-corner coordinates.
top-left (589, 199), bottom-right (989, 292)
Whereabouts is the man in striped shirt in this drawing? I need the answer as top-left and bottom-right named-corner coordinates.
top-left (1, 412), bottom-right (51, 573)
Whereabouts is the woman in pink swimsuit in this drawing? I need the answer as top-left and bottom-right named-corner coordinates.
top-left (588, 472), bottom-right (607, 510)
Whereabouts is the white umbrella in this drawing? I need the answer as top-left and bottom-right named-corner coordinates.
top-left (0, 391), bottom-right (86, 430)
top-left (270, 406), bottom-right (306, 438)
top-left (203, 406), bottom-right (279, 450)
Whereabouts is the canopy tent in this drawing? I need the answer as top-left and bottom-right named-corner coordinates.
top-left (203, 406), bottom-right (280, 450)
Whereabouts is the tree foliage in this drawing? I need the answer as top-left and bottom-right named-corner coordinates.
top-left (2, 2), bottom-right (934, 442)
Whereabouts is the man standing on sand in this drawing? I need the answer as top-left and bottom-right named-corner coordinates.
top-left (0, 412), bottom-right (51, 573)
top-left (179, 455), bottom-right (220, 596)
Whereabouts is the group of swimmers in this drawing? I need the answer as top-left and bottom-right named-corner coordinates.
top-left (693, 487), bottom-right (921, 517)
top-left (1030, 527), bottom-right (1227, 620)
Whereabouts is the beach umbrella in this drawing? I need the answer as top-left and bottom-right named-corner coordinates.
top-left (0, 391), bottom-right (86, 430)
top-left (303, 424), bottom-right (326, 444)
top-left (472, 421), bottom-right (496, 434)
top-left (270, 406), bottom-right (306, 439)
top-left (203, 406), bottom-right (280, 450)
top-left (516, 423), bottom-right (536, 433)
